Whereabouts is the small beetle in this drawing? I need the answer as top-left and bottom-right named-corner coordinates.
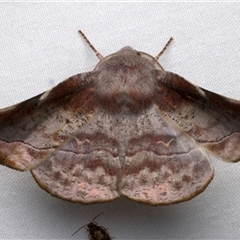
top-left (72, 212), bottom-right (112, 240)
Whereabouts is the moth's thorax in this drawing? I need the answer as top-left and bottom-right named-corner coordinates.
top-left (94, 47), bottom-right (165, 113)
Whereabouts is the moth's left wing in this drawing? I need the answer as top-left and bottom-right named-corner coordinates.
top-left (0, 72), bottom-right (96, 171)
top-left (120, 105), bottom-right (214, 205)
top-left (31, 110), bottom-right (120, 203)
top-left (156, 71), bottom-right (240, 162)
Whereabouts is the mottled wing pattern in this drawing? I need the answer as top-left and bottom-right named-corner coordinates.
top-left (0, 72), bottom-right (96, 171)
top-left (156, 71), bottom-right (240, 162)
top-left (1, 43), bottom-right (239, 206)
top-left (120, 105), bottom-right (214, 205)
top-left (32, 110), bottom-right (121, 203)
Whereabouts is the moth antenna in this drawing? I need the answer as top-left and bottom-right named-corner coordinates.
top-left (78, 30), bottom-right (104, 60)
top-left (155, 37), bottom-right (173, 61)
top-left (71, 212), bottom-right (104, 236)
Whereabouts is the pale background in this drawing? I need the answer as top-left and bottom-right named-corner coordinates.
top-left (0, 2), bottom-right (240, 240)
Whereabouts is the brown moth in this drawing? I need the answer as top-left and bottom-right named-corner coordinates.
top-left (72, 212), bottom-right (112, 240)
top-left (0, 31), bottom-right (239, 206)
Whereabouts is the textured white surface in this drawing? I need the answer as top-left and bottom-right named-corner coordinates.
top-left (0, 2), bottom-right (240, 239)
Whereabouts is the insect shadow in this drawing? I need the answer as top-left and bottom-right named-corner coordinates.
top-left (72, 212), bottom-right (113, 240)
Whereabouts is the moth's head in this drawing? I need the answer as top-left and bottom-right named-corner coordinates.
top-left (93, 46), bottom-right (166, 114)
top-left (94, 46), bottom-right (163, 71)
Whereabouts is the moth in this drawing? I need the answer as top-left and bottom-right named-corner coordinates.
top-left (0, 31), bottom-right (239, 206)
top-left (72, 212), bottom-right (112, 240)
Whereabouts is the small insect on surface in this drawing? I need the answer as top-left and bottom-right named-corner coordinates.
top-left (72, 212), bottom-right (112, 240)
top-left (0, 31), bottom-right (240, 205)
